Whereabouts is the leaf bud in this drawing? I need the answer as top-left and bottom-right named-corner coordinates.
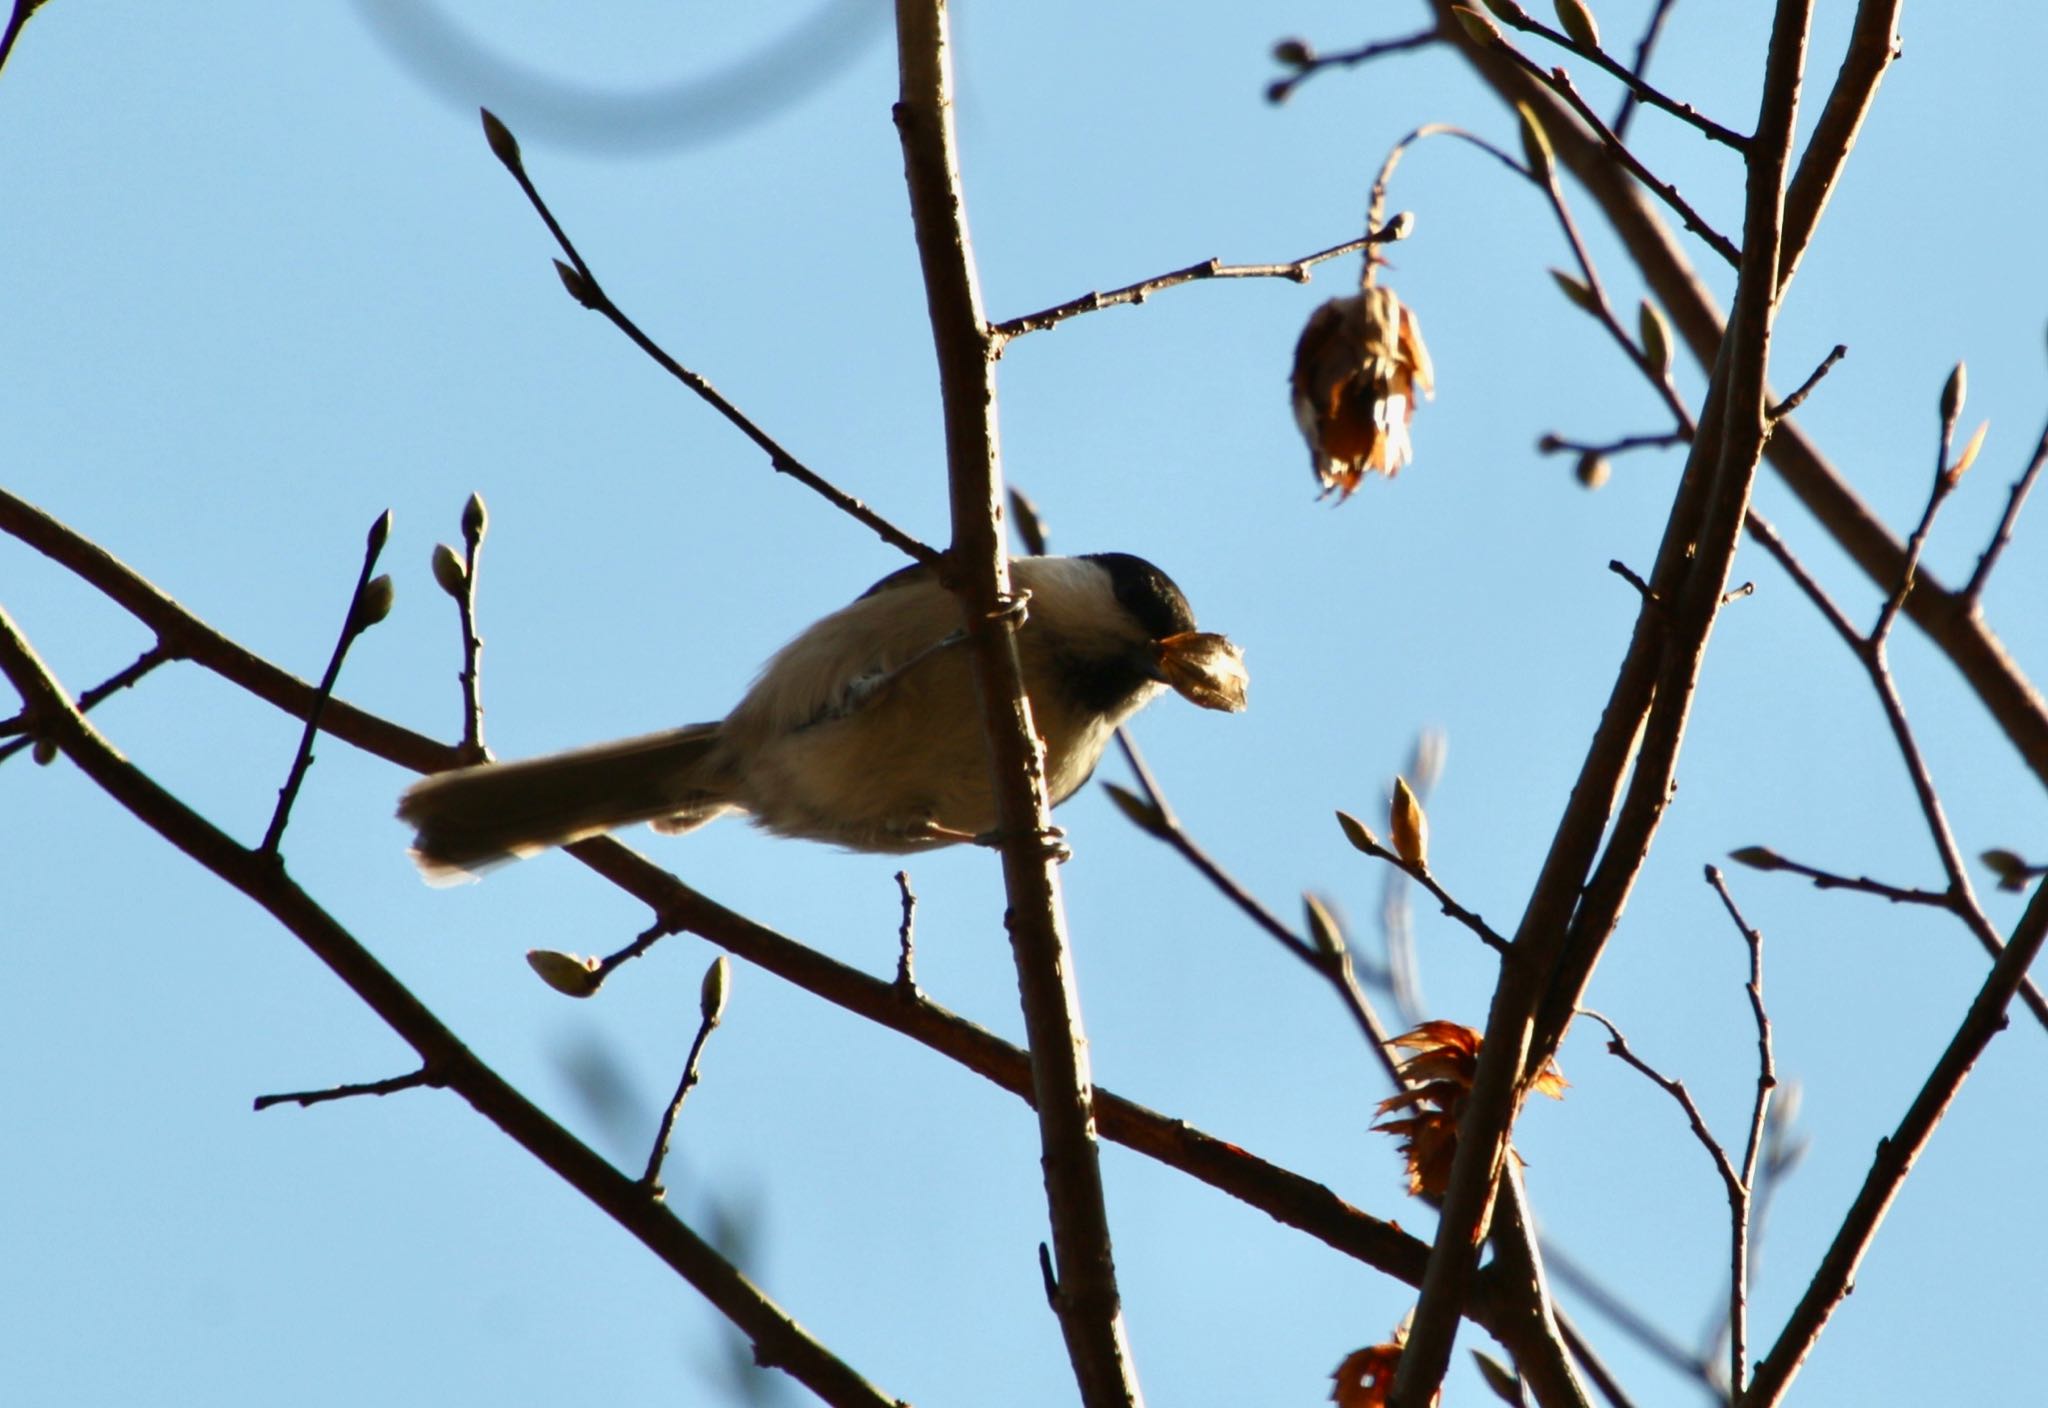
top-left (1303, 893), bottom-right (1346, 956)
top-left (527, 948), bottom-right (603, 998)
top-left (1554, 0), bottom-right (1602, 51)
top-left (1390, 776), bottom-right (1429, 870)
top-left (555, 259), bottom-right (600, 310)
top-left (1516, 102), bottom-right (1553, 183)
top-left (1272, 38), bottom-right (1314, 67)
top-left (1549, 268), bottom-right (1596, 313)
top-left (432, 543), bottom-right (467, 599)
top-left (1575, 452), bottom-right (1611, 489)
top-left (1103, 782), bottom-right (1170, 839)
top-left (462, 491), bottom-right (489, 544)
top-left (1638, 298), bottom-right (1672, 379)
top-left (480, 108), bottom-right (522, 171)
top-left (1727, 845), bottom-right (1786, 872)
top-left (700, 954), bottom-right (730, 1025)
top-left (1940, 361), bottom-right (1966, 423)
top-left (352, 574), bottom-right (395, 633)
top-left (1453, 6), bottom-right (1504, 45)
top-left (1335, 809), bottom-right (1380, 853)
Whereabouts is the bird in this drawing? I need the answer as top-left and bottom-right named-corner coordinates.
top-left (399, 552), bottom-right (1247, 878)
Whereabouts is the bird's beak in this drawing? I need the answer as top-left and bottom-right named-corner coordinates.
top-left (1151, 632), bottom-right (1249, 713)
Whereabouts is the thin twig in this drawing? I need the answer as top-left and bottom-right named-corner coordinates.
top-left (1726, 848), bottom-right (1953, 907)
top-left (1483, 0), bottom-right (1748, 149)
top-left (1870, 368), bottom-right (1964, 646)
top-left (1541, 430), bottom-right (1687, 460)
top-left (0, 0), bottom-right (45, 78)
top-left (1266, 26), bottom-right (1439, 105)
top-left (254, 1066), bottom-right (440, 1112)
top-left (1745, 513), bottom-right (2048, 1033)
top-left (455, 493), bottom-right (489, 762)
top-left (1610, 0), bottom-right (1682, 140)
top-left (1607, 559), bottom-right (1654, 599)
top-left (0, 641), bottom-right (173, 764)
top-left (992, 226), bottom-right (1403, 345)
top-left (1960, 413), bottom-right (2048, 607)
top-left (478, 111), bottom-right (939, 568)
top-left (258, 511), bottom-right (392, 856)
top-left (642, 956), bottom-right (730, 1197)
top-left (1706, 867), bottom-right (1777, 1398)
top-left (893, 870), bottom-right (919, 993)
top-left (1767, 343), bottom-right (1846, 419)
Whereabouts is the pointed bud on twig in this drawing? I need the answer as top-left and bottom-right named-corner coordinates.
top-left (1453, 6), bottom-right (1504, 45)
top-left (1549, 268), bottom-right (1597, 314)
top-left (1008, 485), bottom-right (1049, 556)
top-left (1554, 0), bottom-right (1602, 51)
top-left (699, 954), bottom-right (730, 1025)
top-left (1377, 210), bottom-right (1416, 243)
top-left (1947, 421), bottom-right (1989, 482)
top-left (32, 736), bottom-right (57, 766)
top-left (1265, 78), bottom-right (1295, 105)
top-left (1103, 782), bottom-right (1171, 839)
top-left (527, 949), bottom-right (603, 998)
top-left (1940, 361), bottom-right (1966, 424)
top-left (1638, 298), bottom-right (1672, 380)
top-left (351, 575), bottom-right (395, 633)
top-left (1728, 845), bottom-right (1786, 872)
top-left (1473, 1349), bottom-right (1525, 1406)
top-left (1482, 0), bottom-right (1531, 21)
top-left (480, 108), bottom-right (522, 172)
top-left (366, 509), bottom-right (394, 555)
top-left (555, 259), bottom-right (600, 310)
top-left (432, 543), bottom-right (467, 599)
top-left (1335, 809), bottom-right (1381, 853)
top-left (1516, 103), bottom-right (1553, 184)
top-left (1981, 847), bottom-right (2038, 893)
top-left (462, 491), bottom-right (489, 545)
top-left (1272, 38), bottom-right (1314, 68)
top-left (1390, 776), bottom-right (1429, 870)
top-left (1576, 451), bottom-right (1611, 489)
top-left (1303, 893), bottom-right (1346, 956)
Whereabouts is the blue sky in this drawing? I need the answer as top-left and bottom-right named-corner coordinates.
top-left (5, 3), bottom-right (2045, 1405)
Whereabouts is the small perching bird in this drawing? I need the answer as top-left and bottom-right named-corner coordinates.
top-left (399, 553), bottom-right (1247, 878)
top-left (1290, 283), bottom-right (1434, 500)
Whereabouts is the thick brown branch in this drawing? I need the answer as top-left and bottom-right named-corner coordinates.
top-left (892, 3), bottom-right (1141, 1402)
top-left (1392, 5), bottom-right (1815, 1402)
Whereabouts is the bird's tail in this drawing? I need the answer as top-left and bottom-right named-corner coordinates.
top-left (398, 724), bottom-right (731, 881)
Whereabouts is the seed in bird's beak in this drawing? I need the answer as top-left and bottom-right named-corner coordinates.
top-left (1154, 632), bottom-right (1249, 713)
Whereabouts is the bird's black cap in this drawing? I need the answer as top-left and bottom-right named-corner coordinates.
top-left (1084, 552), bottom-right (1197, 642)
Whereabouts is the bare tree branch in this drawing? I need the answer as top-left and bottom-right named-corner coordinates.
top-left (1742, 876), bottom-right (2048, 1406)
top-left (892, 2), bottom-right (1141, 1400)
top-left (1390, 5), bottom-right (1816, 1402)
top-left (0, 606), bottom-right (910, 1408)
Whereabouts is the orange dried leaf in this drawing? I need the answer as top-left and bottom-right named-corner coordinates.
top-left (1291, 287), bottom-right (1434, 500)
